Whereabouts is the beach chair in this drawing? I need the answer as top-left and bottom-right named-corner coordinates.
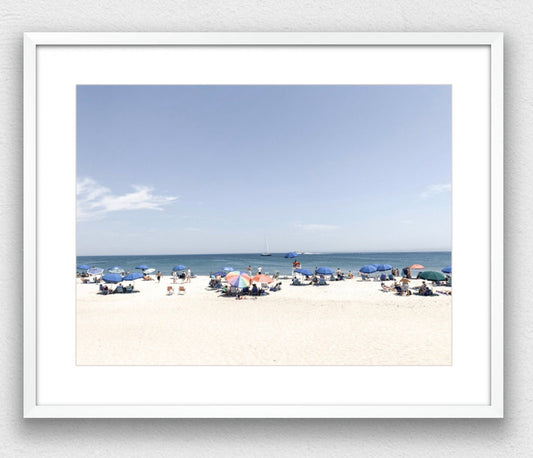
top-left (125, 286), bottom-right (133, 293)
top-left (388, 274), bottom-right (394, 281)
top-left (291, 278), bottom-right (302, 286)
top-left (167, 286), bottom-right (174, 295)
top-left (270, 282), bottom-right (281, 292)
top-left (318, 278), bottom-right (328, 286)
top-left (115, 285), bottom-right (124, 294)
top-left (178, 286), bottom-right (186, 295)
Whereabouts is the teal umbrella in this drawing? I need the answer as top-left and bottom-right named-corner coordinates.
top-left (419, 271), bottom-right (446, 281)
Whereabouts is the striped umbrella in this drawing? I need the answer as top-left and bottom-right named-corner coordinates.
top-left (252, 274), bottom-right (273, 284)
top-left (225, 271), bottom-right (252, 288)
top-left (108, 266), bottom-right (123, 274)
top-left (87, 267), bottom-right (104, 275)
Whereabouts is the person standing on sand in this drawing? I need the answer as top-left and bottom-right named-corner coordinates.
top-left (248, 265), bottom-right (252, 277)
top-left (186, 267), bottom-right (191, 283)
top-left (157, 271), bottom-right (161, 283)
top-left (172, 270), bottom-right (177, 284)
top-left (257, 266), bottom-right (262, 275)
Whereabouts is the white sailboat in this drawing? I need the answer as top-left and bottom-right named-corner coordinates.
top-left (261, 238), bottom-right (271, 256)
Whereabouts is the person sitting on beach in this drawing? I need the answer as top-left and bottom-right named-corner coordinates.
top-left (418, 281), bottom-right (428, 295)
top-left (381, 282), bottom-right (394, 292)
top-left (251, 283), bottom-right (259, 296)
top-left (347, 271), bottom-right (354, 279)
top-left (311, 275), bottom-right (318, 285)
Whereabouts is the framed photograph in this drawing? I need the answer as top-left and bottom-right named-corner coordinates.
top-left (24, 32), bottom-right (503, 418)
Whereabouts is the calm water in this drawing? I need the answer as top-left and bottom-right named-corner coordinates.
top-left (77, 252), bottom-right (451, 276)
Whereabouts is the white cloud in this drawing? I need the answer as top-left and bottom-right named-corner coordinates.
top-left (421, 183), bottom-right (451, 199)
top-left (77, 177), bottom-right (177, 221)
top-left (294, 223), bottom-right (340, 231)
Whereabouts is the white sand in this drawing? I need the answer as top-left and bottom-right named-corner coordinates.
top-left (76, 276), bottom-right (451, 365)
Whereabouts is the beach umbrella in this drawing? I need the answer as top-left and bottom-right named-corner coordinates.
top-left (223, 266), bottom-right (234, 271)
top-left (87, 267), bottom-right (104, 275)
top-left (123, 272), bottom-right (143, 281)
top-left (315, 266), bottom-right (334, 275)
top-left (102, 273), bottom-right (123, 283)
top-left (359, 265), bottom-right (377, 274)
top-left (135, 264), bottom-right (149, 270)
top-left (295, 268), bottom-right (313, 276)
top-left (442, 266), bottom-right (452, 274)
top-left (77, 264), bottom-right (90, 270)
top-left (225, 271), bottom-right (251, 288)
top-left (252, 274), bottom-right (274, 284)
top-left (410, 264), bottom-right (425, 270)
top-left (108, 266), bottom-right (123, 274)
top-left (284, 252), bottom-right (298, 258)
top-left (211, 270), bottom-right (227, 277)
top-left (375, 264), bottom-right (392, 271)
top-left (418, 271), bottom-right (446, 282)
top-left (172, 265), bottom-right (186, 271)
top-left (144, 268), bottom-right (155, 274)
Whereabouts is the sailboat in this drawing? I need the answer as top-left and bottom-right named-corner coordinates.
top-left (260, 238), bottom-right (271, 256)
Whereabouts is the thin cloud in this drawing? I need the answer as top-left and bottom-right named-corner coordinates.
top-left (421, 183), bottom-right (451, 199)
top-left (294, 223), bottom-right (341, 231)
top-left (77, 177), bottom-right (177, 221)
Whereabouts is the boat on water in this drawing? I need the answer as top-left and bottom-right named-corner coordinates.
top-left (260, 238), bottom-right (271, 256)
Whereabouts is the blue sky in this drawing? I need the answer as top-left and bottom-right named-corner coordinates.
top-left (77, 85), bottom-right (451, 255)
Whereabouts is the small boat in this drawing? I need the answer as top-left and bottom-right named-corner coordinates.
top-left (260, 238), bottom-right (271, 256)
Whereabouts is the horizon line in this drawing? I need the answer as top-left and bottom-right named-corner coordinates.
top-left (77, 249), bottom-right (452, 257)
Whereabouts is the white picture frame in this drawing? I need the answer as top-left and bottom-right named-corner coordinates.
top-left (24, 32), bottom-right (503, 418)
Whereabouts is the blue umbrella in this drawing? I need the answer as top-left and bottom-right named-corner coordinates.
top-left (284, 252), bottom-right (298, 258)
top-left (359, 265), bottom-right (377, 274)
top-left (442, 266), bottom-right (452, 274)
top-left (223, 266), bottom-right (234, 271)
top-left (102, 273), bottom-right (123, 283)
top-left (87, 267), bottom-right (104, 275)
top-left (295, 268), bottom-right (313, 276)
top-left (108, 266), bottom-right (123, 273)
top-left (123, 272), bottom-right (143, 281)
top-left (173, 265), bottom-right (186, 271)
top-left (135, 265), bottom-right (149, 270)
top-left (375, 264), bottom-right (392, 271)
top-left (211, 271), bottom-right (227, 277)
top-left (77, 264), bottom-right (90, 270)
top-left (316, 266), bottom-right (334, 275)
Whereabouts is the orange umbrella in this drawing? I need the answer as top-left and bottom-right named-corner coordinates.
top-left (409, 264), bottom-right (425, 269)
top-left (252, 274), bottom-right (274, 284)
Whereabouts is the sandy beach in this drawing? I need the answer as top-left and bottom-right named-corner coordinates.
top-left (76, 276), bottom-right (451, 365)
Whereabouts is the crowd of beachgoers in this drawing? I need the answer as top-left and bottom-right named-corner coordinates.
top-left (77, 259), bottom-right (452, 300)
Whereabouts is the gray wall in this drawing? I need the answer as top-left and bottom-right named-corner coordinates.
top-left (0, 1), bottom-right (528, 456)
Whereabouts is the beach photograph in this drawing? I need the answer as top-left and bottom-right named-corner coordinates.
top-left (76, 85), bottom-right (452, 366)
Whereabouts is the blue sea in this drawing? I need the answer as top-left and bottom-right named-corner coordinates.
top-left (77, 252), bottom-right (451, 276)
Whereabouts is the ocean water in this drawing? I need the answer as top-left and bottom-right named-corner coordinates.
top-left (77, 252), bottom-right (451, 276)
